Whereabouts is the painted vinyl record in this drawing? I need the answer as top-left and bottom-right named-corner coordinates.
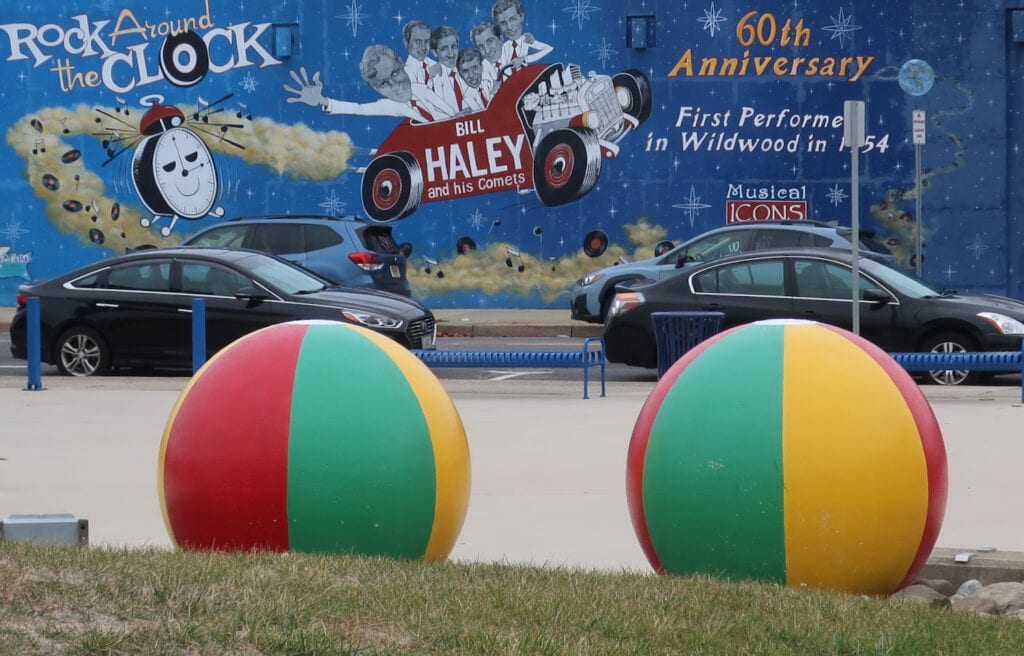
top-left (456, 236), bottom-right (477, 254)
top-left (63, 199), bottom-right (83, 212)
top-left (655, 240), bottom-right (675, 256)
top-left (61, 149), bottom-right (82, 164)
top-left (42, 173), bottom-right (60, 191)
top-left (583, 229), bottom-right (608, 257)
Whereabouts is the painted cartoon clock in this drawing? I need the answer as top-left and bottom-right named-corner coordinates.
top-left (131, 98), bottom-right (223, 236)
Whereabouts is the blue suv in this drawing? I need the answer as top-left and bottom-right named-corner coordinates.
top-left (183, 214), bottom-right (410, 296)
top-left (570, 220), bottom-right (896, 323)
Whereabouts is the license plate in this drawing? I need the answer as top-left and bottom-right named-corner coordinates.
top-left (390, 265), bottom-right (400, 278)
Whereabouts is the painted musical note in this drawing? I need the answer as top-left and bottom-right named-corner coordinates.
top-left (115, 97), bottom-right (129, 115)
top-left (423, 256), bottom-right (445, 278)
top-left (235, 103), bottom-right (252, 120)
top-left (59, 117), bottom-right (70, 134)
top-left (32, 139), bottom-right (45, 154)
top-left (193, 96), bottom-right (210, 122)
top-left (487, 218), bottom-right (502, 235)
top-left (505, 246), bottom-right (525, 272)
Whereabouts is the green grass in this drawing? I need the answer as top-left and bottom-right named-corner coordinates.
top-left (2, 541), bottom-right (1022, 655)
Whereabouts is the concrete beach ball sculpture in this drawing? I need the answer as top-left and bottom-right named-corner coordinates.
top-left (626, 319), bottom-right (947, 595)
top-left (158, 320), bottom-right (471, 559)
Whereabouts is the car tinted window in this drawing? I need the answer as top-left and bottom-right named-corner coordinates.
top-left (304, 225), bottom-right (344, 252)
top-left (188, 225), bottom-right (248, 247)
top-left (252, 225), bottom-right (304, 255)
top-left (681, 231), bottom-right (750, 263)
top-left (794, 259), bottom-right (875, 299)
top-left (180, 262), bottom-right (251, 296)
top-left (752, 229), bottom-right (804, 249)
top-left (70, 272), bottom-right (102, 288)
top-left (106, 262), bottom-right (171, 291)
top-left (696, 259), bottom-right (784, 295)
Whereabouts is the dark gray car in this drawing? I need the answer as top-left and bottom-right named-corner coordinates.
top-left (10, 247), bottom-right (434, 376)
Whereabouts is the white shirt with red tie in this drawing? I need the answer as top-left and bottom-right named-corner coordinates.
top-left (404, 55), bottom-right (438, 90)
top-left (499, 37), bottom-right (552, 69)
top-left (460, 79), bottom-right (493, 112)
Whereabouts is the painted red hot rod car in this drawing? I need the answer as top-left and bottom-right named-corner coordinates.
top-left (360, 62), bottom-right (652, 222)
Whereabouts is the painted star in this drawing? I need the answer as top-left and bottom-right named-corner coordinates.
top-left (699, 3), bottom-right (727, 38)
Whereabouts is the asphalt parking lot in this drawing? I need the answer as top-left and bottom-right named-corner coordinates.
top-left (2, 306), bottom-right (1023, 580)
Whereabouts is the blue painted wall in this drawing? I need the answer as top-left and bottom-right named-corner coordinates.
top-left (0, 0), bottom-right (1019, 307)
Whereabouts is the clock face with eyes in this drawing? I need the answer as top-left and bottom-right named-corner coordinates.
top-left (133, 127), bottom-right (218, 219)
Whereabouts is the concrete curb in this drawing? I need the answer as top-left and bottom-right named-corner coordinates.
top-left (920, 548), bottom-right (1024, 588)
top-left (436, 321), bottom-right (603, 339)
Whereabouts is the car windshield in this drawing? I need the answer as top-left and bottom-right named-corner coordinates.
top-left (239, 253), bottom-right (327, 294)
top-left (860, 258), bottom-right (944, 298)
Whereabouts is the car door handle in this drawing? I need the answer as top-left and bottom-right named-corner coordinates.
top-left (178, 308), bottom-right (193, 314)
top-left (95, 302), bottom-right (119, 308)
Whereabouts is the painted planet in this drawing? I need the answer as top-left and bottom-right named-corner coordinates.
top-left (158, 320), bottom-right (471, 558)
top-left (626, 319), bottom-right (947, 595)
top-left (898, 59), bottom-right (935, 96)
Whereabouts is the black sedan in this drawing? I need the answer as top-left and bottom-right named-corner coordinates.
top-left (603, 247), bottom-right (1024, 384)
top-left (9, 247), bottom-right (436, 376)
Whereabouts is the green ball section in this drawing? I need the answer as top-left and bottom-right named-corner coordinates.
top-left (642, 325), bottom-right (787, 581)
top-left (285, 324), bottom-right (437, 557)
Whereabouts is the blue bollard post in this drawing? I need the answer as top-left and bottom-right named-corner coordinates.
top-left (25, 296), bottom-right (44, 391)
top-left (192, 298), bottom-right (206, 374)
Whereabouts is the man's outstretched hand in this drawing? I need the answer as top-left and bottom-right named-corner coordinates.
top-left (283, 67), bottom-right (327, 107)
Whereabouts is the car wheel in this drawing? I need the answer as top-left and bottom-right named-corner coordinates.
top-left (361, 152), bottom-right (423, 222)
top-left (55, 327), bottom-right (110, 377)
top-left (612, 70), bottom-right (653, 125)
top-left (532, 128), bottom-right (602, 206)
top-left (921, 332), bottom-right (981, 386)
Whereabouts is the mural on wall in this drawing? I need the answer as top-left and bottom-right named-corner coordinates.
top-left (0, 1), bottom-right (1017, 307)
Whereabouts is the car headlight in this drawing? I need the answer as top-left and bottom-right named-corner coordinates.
top-left (607, 291), bottom-right (644, 319)
top-left (342, 311), bottom-right (403, 330)
top-left (578, 272), bottom-right (605, 287)
top-left (978, 312), bottom-right (1024, 335)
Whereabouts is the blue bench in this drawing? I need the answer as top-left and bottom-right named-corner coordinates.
top-left (888, 346), bottom-right (1024, 402)
top-left (412, 338), bottom-right (606, 399)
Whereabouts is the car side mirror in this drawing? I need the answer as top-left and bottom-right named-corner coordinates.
top-left (235, 285), bottom-right (268, 302)
top-left (675, 255), bottom-right (692, 269)
top-left (862, 288), bottom-right (890, 305)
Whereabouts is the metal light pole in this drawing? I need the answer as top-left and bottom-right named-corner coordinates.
top-left (844, 101), bottom-right (866, 335)
top-left (912, 110), bottom-right (926, 276)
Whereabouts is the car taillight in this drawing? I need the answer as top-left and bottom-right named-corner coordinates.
top-left (15, 292), bottom-right (30, 308)
top-left (348, 251), bottom-right (385, 271)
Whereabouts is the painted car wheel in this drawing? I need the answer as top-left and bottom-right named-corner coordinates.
top-left (361, 152), bottom-right (423, 222)
top-left (532, 128), bottom-right (602, 206)
top-left (613, 70), bottom-right (653, 125)
top-left (55, 326), bottom-right (110, 377)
